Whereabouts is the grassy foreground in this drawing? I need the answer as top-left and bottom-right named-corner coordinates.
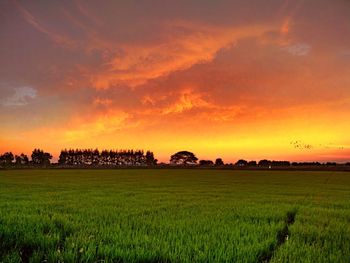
top-left (0, 169), bottom-right (349, 263)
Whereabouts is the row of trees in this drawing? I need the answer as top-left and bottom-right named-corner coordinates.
top-left (1, 149), bottom-right (349, 168)
top-left (235, 159), bottom-right (291, 167)
top-left (233, 159), bottom-right (342, 167)
top-left (169, 152), bottom-right (293, 167)
top-left (0, 149), bottom-right (52, 166)
top-left (0, 149), bottom-right (157, 167)
top-left (169, 152), bottom-right (349, 167)
top-left (58, 149), bottom-right (157, 166)
top-left (169, 151), bottom-right (225, 166)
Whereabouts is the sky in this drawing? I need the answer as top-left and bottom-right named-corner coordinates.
top-left (1, 0), bottom-right (350, 163)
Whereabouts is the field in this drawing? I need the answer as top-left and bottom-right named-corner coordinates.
top-left (0, 169), bottom-right (350, 263)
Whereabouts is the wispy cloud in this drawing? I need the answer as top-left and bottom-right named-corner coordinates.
top-left (339, 50), bottom-right (350, 57)
top-left (89, 22), bottom-right (275, 89)
top-left (62, 110), bottom-right (130, 142)
top-left (14, 1), bottom-right (76, 48)
top-left (282, 43), bottom-right (311, 56)
top-left (1, 86), bottom-right (37, 106)
top-left (160, 88), bottom-right (212, 115)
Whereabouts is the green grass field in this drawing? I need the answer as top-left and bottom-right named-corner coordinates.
top-left (0, 169), bottom-right (349, 263)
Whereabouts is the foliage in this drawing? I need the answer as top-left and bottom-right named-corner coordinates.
top-left (257, 160), bottom-right (291, 167)
top-left (145, 151), bottom-right (158, 166)
top-left (215, 158), bottom-right (224, 166)
top-left (31, 149), bottom-right (52, 165)
top-left (235, 159), bottom-right (248, 166)
top-left (0, 152), bottom-right (14, 165)
top-left (248, 160), bottom-right (257, 166)
top-left (199, 160), bottom-right (214, 166)
top-left (15, 153), bottom-right (29, 165)
top-left (58, 149), bottom-right (157, 166)
top-left (170, 151), bottom-right (198, 165)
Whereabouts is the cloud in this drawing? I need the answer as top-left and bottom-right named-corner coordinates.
top-left (74, 0), bottom-right (104, 27)
top-left (93, 97), bottom-right (113, 107)
top-left (282, 43), bottom-right (311, 56)
top-left (280, 17), bottom-right (292, 35)
top-left (89, 22), bottom-right (275, 89)
top-left (1, 86), bottom-right (37, 106)
top-left (160, 88), bottom-right (212, 114)
top-left (14, 1), bottom-right (76, 48)
top-left (340, 50), bottom-right (350, 57)
top-left (62, 110), bottom-right (129, 142)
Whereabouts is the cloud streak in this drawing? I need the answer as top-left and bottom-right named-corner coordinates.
top-left (14, 1), bottom-right (76, 48)
top-left (89, 22), bottom-right (275, 89)
top-left (283, 43), bottom-right (311, 56)
top-left (1, 86), bottom-right (37, 107)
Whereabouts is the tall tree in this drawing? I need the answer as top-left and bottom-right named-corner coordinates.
top-left (15, 153), bottom-right (29, 165)
top-left (199, 160), bottom-right (214, 166)
top-left (235, 159), bottom-right (248, 166)
top-left (247, 161), bottom-right (257, 166)
top-left (31, 149), bottom-right (52, 165)
top-left (58, 149), bottom-right (68, 165)
top-left (92, 149), bottom-right (100, 165)
top-left (146, 151), bottom-right (157, 166)
top-left (0, 152), bottom-right (14, 165)
top-left (215, 158), bottom-right (224, 166)
top-left (258, 159), bottom-right (272, 167)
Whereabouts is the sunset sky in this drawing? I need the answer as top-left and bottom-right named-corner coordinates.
top-left (1, 0), bottom-right (350, 162)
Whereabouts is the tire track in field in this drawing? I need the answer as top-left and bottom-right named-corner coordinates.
top-left (257, 209), bottom-right (297, 263)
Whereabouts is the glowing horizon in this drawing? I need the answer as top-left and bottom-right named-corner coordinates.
top-left (1, 0), bottom-right (350, 163)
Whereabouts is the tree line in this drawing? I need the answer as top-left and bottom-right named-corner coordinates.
top-left (0, 149), bottom-right (52, 166)
top-left (0, 148), bottom-right (157, 167)
top-left (168, 151), bottom-right (349, 167)
top-left (58, 149), bottom-right (157, 166)
top-left (0, 149), bottom-right (349, 168)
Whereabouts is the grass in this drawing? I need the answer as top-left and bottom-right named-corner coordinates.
top-left (0, 169), bottom-right (349, 262)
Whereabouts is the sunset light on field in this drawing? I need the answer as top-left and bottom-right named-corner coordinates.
top-left (1, 0), bottom-right (350, 162)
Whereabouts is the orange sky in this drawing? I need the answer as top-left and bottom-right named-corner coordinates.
top-left (1, 0), bottom-right (350, 162)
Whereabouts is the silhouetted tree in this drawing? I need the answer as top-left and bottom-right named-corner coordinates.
top-left (247, 161), bottom-right (257, 166)
top-left (15, 153), bottom-right (29, 165)
top-left (31, 149), bottom-right (52, 165)
top-left (258, 159), bottom-right (272, 167)
top-left (257, 160), bottom-right (290, 167)
top-left (0, 152), bottom-right (14, 165)
top-left (100, 150), bottom-right (110, 165)
top-left (291, 162), bottom-right (321, 166)
top-left (92, 149), bottom-right (100, 165)
top-left (146, 151), bottom-right (157, 165)
top-left (58, 149), bottom-right (69, 165)
top-left (271, 160), bottom-right (290, 166)
top-left (215, 158), bottom-right (224, 166)
top-left (235, 159), bottom-right (248, 166)
top-left (199, 160), bottom-right (214, 166)
top-left (170, 151), bottom-right (198, 165)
